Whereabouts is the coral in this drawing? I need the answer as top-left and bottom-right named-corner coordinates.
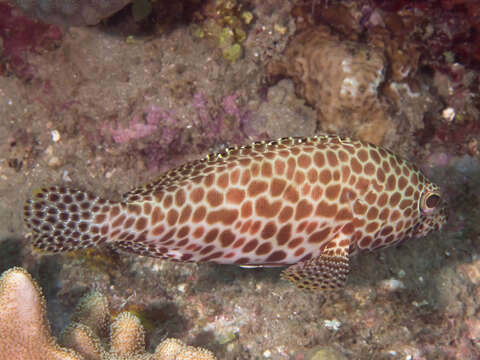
top-left (417, 53), bottom-right (479, 154)
top-left (8, 0), bottom-right (132, 26)
top-left (0, 267), bottom-right (216, 360)
top-left (61, 291), bottom-right (217, 360)
top-left (194, 0), bottom-right (253, 61)
top-left (270, 2), bottom-right (480, 153)
top-left (365, 0), bottom-right (480, 154)
top-left (373, 0), bottom-right (480, 65)
top-left (154, 338), bottom-right (217, 360)
top-left (99, 105), bottom-right (180, 145)
top-left (267, 25), bottom-right (391, 145)
top-left (113, 93), bottom-right (256, 169)
top-left (0, 267), bottom-right (80, 360)
top-left (0, 2), bottom-right (62, 79)
top-left (192, 92), bottom-right (253, 147)
top-left (192, 93), bottom-right (224, 143)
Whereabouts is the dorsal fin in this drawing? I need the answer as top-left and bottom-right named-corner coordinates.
top-left (122, 136), bottom-right (359, 202)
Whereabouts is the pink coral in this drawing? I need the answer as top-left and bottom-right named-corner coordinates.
top-left (193, 92), bottom-right (253, 145)
top-left (193, 93), bottom-right (224, 140)
top-left (100, 105), bottom-right (179, 144)
top-left (109, 115), bottom-right (158, 144)
top-left (99, 93), bottom-right (256, 169)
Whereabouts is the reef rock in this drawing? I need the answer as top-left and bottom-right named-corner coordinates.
top-left (268, 25), bottom-right (392, 145)
top-left (8, 0), bottom-right (132, 26)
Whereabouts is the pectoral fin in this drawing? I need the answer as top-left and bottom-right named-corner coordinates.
top-left (281, 233), bottom-right (350, 291)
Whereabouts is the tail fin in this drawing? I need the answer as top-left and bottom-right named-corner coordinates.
top-left (23, 186), bottom-right (117, 253)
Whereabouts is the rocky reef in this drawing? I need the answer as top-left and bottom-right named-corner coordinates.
top-left (7, 0), bottom-right (132, 26)
top-left (268, 24), bottom-right (390, 145)
top-left (267, 0), bottom-right (480, 156)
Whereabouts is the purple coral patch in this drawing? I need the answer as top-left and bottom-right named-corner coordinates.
top-left (100, 105), bottom-right (180, 144)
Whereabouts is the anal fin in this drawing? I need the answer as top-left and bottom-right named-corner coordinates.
top-left (281, 233), bottom-right (350, 291)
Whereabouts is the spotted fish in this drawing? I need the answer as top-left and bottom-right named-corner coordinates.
top-left (23, 136), bottom-right (447, 290)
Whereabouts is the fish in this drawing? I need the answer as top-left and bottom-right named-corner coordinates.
top-left (23, 136), bottom-right (447, 290)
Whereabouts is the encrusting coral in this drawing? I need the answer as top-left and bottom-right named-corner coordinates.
top-left (0, 267), bottom-right (216, 360)
top-left (267, 25), bottom-right (392, 145)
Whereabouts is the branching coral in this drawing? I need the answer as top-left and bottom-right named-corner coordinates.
top-left (0, 267), bottom-right (80, 360)
top-left (0, 267), bottom-right (216, 360)
top-left (63, 294), bottom-right (217, 360)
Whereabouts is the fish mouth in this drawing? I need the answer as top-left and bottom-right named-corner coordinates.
top-left (413, 206), bottom-right (448, 238)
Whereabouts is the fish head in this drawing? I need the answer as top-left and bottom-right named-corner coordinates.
top-left (412, 181), bottom-right (448, 237)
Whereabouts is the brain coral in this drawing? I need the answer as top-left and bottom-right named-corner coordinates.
top-left (268, 25), bottom-right (393, 145)
top-left (8, 0), bottom-right (132, 26)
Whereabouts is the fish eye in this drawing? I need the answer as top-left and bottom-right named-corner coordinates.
top-left (420, 191), bottom-right (441, 214)
top-left (426, 193), bottom-right (441, 208)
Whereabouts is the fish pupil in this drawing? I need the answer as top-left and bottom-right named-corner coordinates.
top-left (426, 194), bottom-right (440, 208)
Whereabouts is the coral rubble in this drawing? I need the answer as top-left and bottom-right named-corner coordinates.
top-left (7, 0), bottom-right (132, 26)
top-left (0, 267), bottom-right (216, 360)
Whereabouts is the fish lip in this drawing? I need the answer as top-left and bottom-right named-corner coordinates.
top-left (412, 206), bottom-right (448, 237)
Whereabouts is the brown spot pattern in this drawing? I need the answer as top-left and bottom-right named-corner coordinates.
top-left (243, 239), bottom-right (258, 253)
top-left (241, 201), bottom-right (253, 218)
top-left (256, 197), bottom-right (282, 218)
top-left (284, 185), bottom-right (299, 203)
top-left (206, 190), bottom-right (223, 207)
top-left (309, 228), bottom-right (331, 243)
top-left (316, 201), bottom-right (337, 218)
top-left (256, 242), bottom-right (272, 255)
top-left (248, 180), bottom-right (268, 197)
top-left (192, 207), bottom-right (206, 223)
top-left (24, 136), bottom-right (442, 269)
top-left (226, 188), bottom-right (245, 204)
top-left (261, 222), bottom-right (277, 239)
top-left (319, 169), bottom-right (332, 184)
top-left (206, 209), bottom-right (238, 225)
top-left (266, 250), bottom-right (286, 262)
top-left (295, 200), bottom-right (313, 220)
top-left (220, 230), bottom-right (235, 247)
top-left (270, 178), bottom-right (286, 197)
top-left (135, 217), bottom-right (148, 231)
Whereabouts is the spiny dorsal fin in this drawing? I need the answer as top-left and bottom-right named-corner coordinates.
top-left (122, 135), bottom-right (359, 201)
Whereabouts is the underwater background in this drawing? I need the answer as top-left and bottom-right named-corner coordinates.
top-left (1, 0), bottom-right (480, 358)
